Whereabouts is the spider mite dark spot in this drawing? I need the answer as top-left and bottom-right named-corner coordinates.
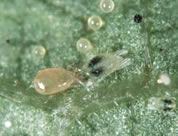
top-left (90, 67), bottom-right (104, 77)
top-left (88, 56), bottom-right (102, 68)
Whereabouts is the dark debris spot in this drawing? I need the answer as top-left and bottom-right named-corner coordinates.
top-left (88, 56), bottom-right (102, 68)
top-left (6, 39), bottom-right (10, 43)
top-left (159, 48), bottom-right (164, 52)
top-left (134, 14), bottom-right (142, 23)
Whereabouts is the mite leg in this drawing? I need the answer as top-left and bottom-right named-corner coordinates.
top-left (76, 79), bottom-right (91, 92)
top-left (115, 49), bottom-right (128, 56)
top-left (118, 58), bottom-right (132, 70)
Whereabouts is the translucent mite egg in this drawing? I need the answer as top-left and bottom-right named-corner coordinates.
top-left (88, 16), bottom-right (104, 31)
top-left (34, 68), bottom-right (77, 95)
top-left (32, 45), bottom-right (46, 64)
top-left (32, 45), bottom-right (46, 59)
top-left (76, 38), bottom-right (93, 53)
top-left (100, 0), bottom-right (115, 13)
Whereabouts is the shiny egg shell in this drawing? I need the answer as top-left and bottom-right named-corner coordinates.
top-left (34, 68), bottom-right (77, 95)
top-left (88, 16), bottom-right (104, 31)
top-left (100, 0), bottom-right (115, 13)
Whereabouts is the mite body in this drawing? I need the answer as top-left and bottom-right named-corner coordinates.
top-left (76, 38), bottom-right (131, 86)
top-left (84, 51), bottom-right (131, 85)
top-left (34, 68), bottom-right (78, 95)
top-left (148, 97), bottom-right (176, 112)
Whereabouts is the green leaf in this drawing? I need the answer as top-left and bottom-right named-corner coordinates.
top-left (0, 0), bottom-right (177, 135)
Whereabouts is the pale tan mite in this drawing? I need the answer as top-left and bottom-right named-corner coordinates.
top-left (34, 68), bottom-right (77, 95)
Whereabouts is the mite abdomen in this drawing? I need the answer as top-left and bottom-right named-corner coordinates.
top-left (34, 68), bottom-right (76, 95)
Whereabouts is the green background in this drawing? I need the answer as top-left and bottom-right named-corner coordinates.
top-left (0, 0), bottom-right (177, 135)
